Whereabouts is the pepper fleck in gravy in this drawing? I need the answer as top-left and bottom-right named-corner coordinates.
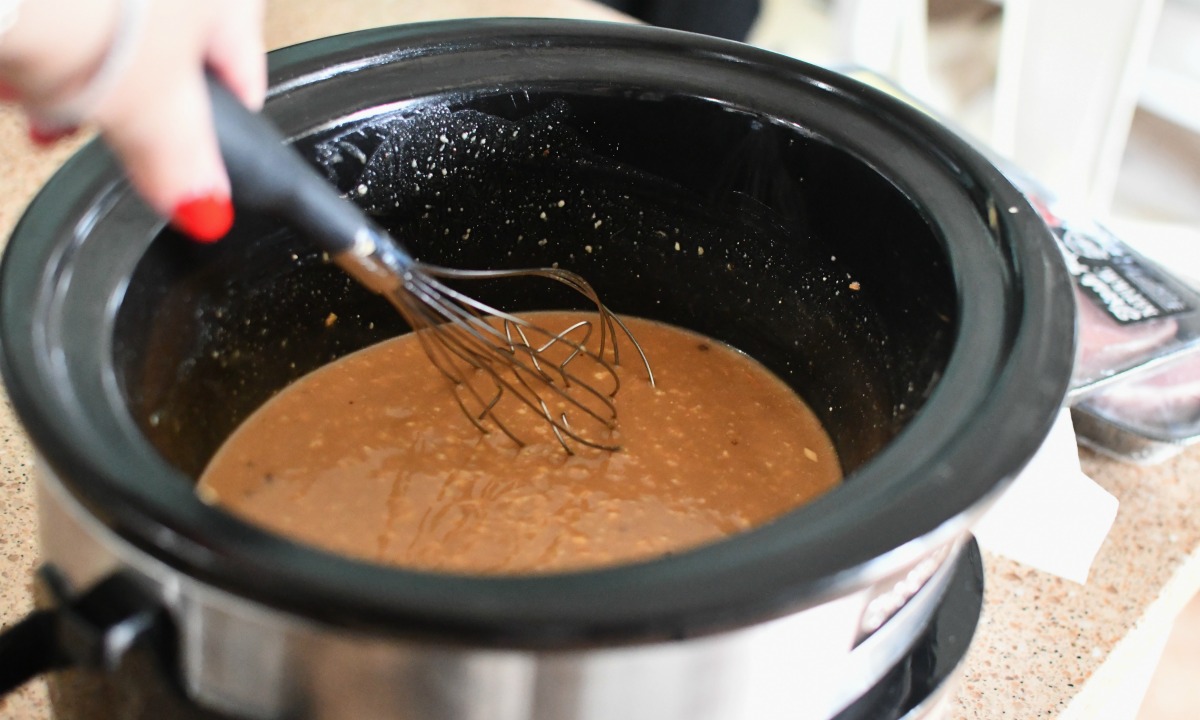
top-left (197, 313), bottom-right (841, 574)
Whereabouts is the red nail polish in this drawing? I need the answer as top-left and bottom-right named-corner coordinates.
top-left (172, 193), bottom-right (234, 243)
top-left (28, 123), bottom-right (78, 147)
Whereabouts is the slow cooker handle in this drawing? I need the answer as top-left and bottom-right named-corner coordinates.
top-left (0, 566), bottom-right (241, 715)
top-left (0, 605), bottom-right (66, 694)
top-left (0, 566), bottom-right (160, 696)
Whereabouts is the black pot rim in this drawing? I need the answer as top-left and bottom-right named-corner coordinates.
top-left (0, 19), bottom-right (1075, 646)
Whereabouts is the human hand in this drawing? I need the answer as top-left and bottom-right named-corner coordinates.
top-left (0, 0), bottom-right (266, 242)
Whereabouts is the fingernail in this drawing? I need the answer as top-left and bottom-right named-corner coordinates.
top-left (28, 123), bottom-right (78, 146)
top-left (171, 192), bottom-right (234, 243)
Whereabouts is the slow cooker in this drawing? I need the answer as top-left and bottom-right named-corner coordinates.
top-left (0, 19), bottom-right (1073, 720)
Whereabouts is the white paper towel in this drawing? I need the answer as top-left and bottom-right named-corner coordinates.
top-left (972, 408), bottom-right (1119, 584)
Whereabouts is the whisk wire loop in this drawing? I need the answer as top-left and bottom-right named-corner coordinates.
top-left (375, 259), bottom-right (651, 453)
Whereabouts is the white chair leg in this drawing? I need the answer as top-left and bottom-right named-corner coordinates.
top-left (991, 0), bottom-right (1165, 215)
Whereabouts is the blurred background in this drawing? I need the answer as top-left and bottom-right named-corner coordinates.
top-left (750, 0), bottom-right (1200, 283)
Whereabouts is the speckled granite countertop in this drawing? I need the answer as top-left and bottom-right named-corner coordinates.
top-left (2, 2), bottom-right (1200, 718)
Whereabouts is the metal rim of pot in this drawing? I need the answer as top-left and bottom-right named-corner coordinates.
top-left (0, 19), bottom-right (1075, 646)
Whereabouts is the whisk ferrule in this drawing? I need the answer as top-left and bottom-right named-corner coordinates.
top-left (331, 228), bottom-right (411, 296)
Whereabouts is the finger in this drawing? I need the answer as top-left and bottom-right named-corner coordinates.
top-left (99, 68), bottom-right (233, 242)
top-left (205, 0), bottom-right (267, 111)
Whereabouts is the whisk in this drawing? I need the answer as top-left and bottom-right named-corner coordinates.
top-left (207, 80), bottom-right (652, 453)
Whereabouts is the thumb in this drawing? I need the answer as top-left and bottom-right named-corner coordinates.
top-left (98, 68), bottom-right (233, 242)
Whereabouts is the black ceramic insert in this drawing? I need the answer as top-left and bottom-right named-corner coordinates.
top-left (0, 21), bottom-right (1072, 643)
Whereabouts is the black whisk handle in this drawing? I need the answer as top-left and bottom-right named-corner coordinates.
top-left (207, 75), bottom-right (369, 257)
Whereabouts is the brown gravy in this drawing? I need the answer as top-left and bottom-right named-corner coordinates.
top-left (198, 313), bottom-right (841, 574)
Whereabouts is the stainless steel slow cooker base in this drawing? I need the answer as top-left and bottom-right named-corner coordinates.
top-left (38, 461), bottom-right (965, 720)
